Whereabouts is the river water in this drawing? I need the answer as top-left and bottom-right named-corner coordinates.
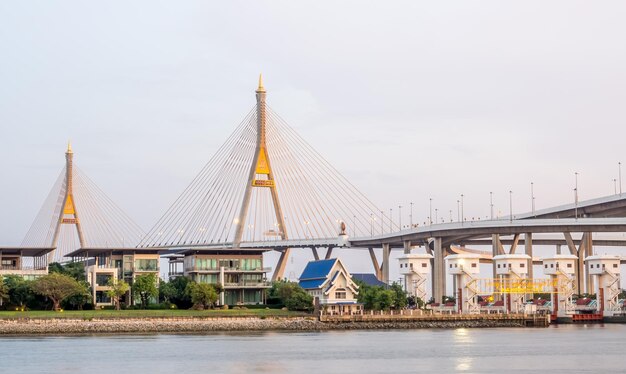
top-left (0, 324), bottom-right (623, 373)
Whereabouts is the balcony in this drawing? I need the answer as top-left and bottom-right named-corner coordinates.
top-left (185, 266), bottom-right (271, 273)
top-left (0, 265), bottom-right (48, 276)
top-left (223, 280), bottom-right (272, 288)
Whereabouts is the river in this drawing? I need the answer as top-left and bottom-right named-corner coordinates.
top-left (0, 324), bottom-right (623, 373)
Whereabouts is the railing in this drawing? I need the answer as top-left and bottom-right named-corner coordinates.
top-left (185, 266), bottom-right (270, 272)
top-left (223, 281), bottom-right (271, 288)
top-left (0, 265), bottom-right (47, 271)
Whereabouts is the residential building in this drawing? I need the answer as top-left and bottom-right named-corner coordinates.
top-left (174, 248), bottom-right (271, 305)
top-left (298, 258), bottom-right (361, 315)
top-left (0, 247), bottom-right (52, 280)
top-left (67, 247), bottom-right (162, 307)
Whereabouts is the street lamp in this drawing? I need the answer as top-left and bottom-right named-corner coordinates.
top-left (435, 208), bottom-right (438, 224)
top-left (614, 179), bottom-right (617, 195)
top-left (399, 205), bottom-right (402, 229)
top-left (410, 202), bottom-right (413, 227)
top-left (489, 191), bottom-right (494, 220)
top-left (531, 182), bottom-right (535, 217)
top-left (509, 190), bottom-right (513, 223)
top-left (619, 162), bottom-right (622, 196)
top-left (574, 172), bottom-right (579, 220)
top-left (456, 200), bottom-right (460, 222)
top-left (461, 194), bottom-right (464, 225)
top-left (429, 198), bottom-right (433, 225)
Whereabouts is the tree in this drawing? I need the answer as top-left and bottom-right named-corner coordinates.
top-left (3, 275), bottom-right (33, 308)
top-left (132, 273), bottom-right (158, 309)
top-left (389, 283), bottom-right (408, 309)
top-left (30, 273), bottom-right (84, 311)
top-left (64, 281), bottom-right (91, 310)
top-left (106, 278), bottom-right (130, 310)
top-left (268, 280), bottom-right (313, 311)
top-left (49, 261), bottom-right (86, 282)
top-left (159, 280), bottom-right (177, 304)
top-left (160, 277), bottom-right (193, 309)
top-left (284, 289), bottom-right (313, 311)
top-left (0, 277), bottom-right (8, 307)
top-left (185, 282), bottom-right (219, 309)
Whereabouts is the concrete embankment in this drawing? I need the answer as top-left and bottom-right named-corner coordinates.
top-left (0, 317), bottom-right (530, 335)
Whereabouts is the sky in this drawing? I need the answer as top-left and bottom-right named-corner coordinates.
top-left (1, 1), bottom-right (626, 288)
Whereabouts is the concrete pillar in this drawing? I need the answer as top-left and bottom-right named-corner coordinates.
top-left (382, 243), bottom-right (390, 285)
top-left (403, 240), bottom-right (411, 254)
top-left (491, 234), bottom-right (499, 279)
top-left (556, 244), bottom-right (562, 255)
top-left (433, 238), bottom-right (445, 303)
top-left (525, 233), bottom-right (533, 280)
top-left (585, 233), bottom-right (594, 294)
top-left (368, 248), bottom-right (382, 280)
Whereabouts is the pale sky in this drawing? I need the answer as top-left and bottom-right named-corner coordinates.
top-left (2, 1), bottom-right (626, 286)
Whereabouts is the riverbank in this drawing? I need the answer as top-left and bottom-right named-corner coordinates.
top-left (0, 316), bottom-right (533, 335)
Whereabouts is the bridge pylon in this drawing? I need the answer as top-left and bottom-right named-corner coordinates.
top-left (234, 75), bottom-right (290, 280)
top-left (48, 142), bottom-right (86, 261)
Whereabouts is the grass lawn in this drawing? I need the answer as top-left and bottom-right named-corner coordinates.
top-left (0, 308), bottom-right (309, 320)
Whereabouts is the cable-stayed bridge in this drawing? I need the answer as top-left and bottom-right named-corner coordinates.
top-left (6, 76), bottom-right (626, 301)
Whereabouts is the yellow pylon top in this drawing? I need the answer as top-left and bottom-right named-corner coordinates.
top-left (257, 74), bottom-right (265, 92)
top-left (66, 140), bottom-right (73, 153)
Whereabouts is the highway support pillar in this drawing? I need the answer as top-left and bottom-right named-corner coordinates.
top-left (432, 238), bottom-right (445, 303)
top-left (382, 243), bottom-right (391, 285)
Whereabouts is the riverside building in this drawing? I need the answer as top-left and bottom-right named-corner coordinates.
top-left (67, 247), bottom-right (162, 307)
top-left (174, 248), bottom-right (271, 305)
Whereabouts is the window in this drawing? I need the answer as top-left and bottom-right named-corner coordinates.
top-left (422, 263), bottom-right (427, 268)
top-left (544, 264), bottom-right (548, 268)
top-left (551, 264), bottom-right (554, 268)
top-left (519, 263), bottom-right (525, 268)
top-left (134, 259), bottom-right (158, 271)
top-left (471, 263), bottom-right (477, 268)
top-left (335, 291), bottom-right (347, 299)
top-left (567, 264), bottom-right (572, 268)
top-left (613, 264), bottom-right (618, 268)
top-left (497, 264), bottom-right (500, 268)
top-left (450, 264), bottom-right (453, 268)
top-left (96, 274), bottom-right (112, 286)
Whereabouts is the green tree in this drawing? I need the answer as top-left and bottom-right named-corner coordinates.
top-left (30, 273), bottom-right (84, 311)
top-left (0, 277), bottom-right (8, 307)
top-left (3, 275), bottom-right (33, 308)
top-left (49, 261), bottom-right (86, 282)
top-left (132, 273), bottom-right (158, 309)
top-left (185, 282), bottom-right (219, 309)
top-left (63, 281), bottom-right (91, 310)
top-left (159, 280), bottom-right (177, 304)
top-left (268, 280), bottom-right (313, 311)
top-left (163, 277), bottom-right (193, 309)
top-left (106, 278), bottom-right (130, 310)
top-left (284, 289), bottom-right (313, 311)
top-left (389, 282), bottom-right (408, 309)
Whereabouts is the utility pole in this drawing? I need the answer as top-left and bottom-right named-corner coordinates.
top-left (461, 194), bottom-right (464, 225)
top-left (490, 191), bottom-right (494, 220)
top-left (429, 198), bottom-right (433, 225)
top-left (509, 190), bottom-right (513, 223)
top-left (574, 172), bottom-right (579, 220)
top-left (619, 162), bottom-right (622, 196)
top-left (531, 182), bottom-right (535, 217)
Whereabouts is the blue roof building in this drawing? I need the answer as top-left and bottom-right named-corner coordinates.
top-left (298, 258), bottom-right (360, 310)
